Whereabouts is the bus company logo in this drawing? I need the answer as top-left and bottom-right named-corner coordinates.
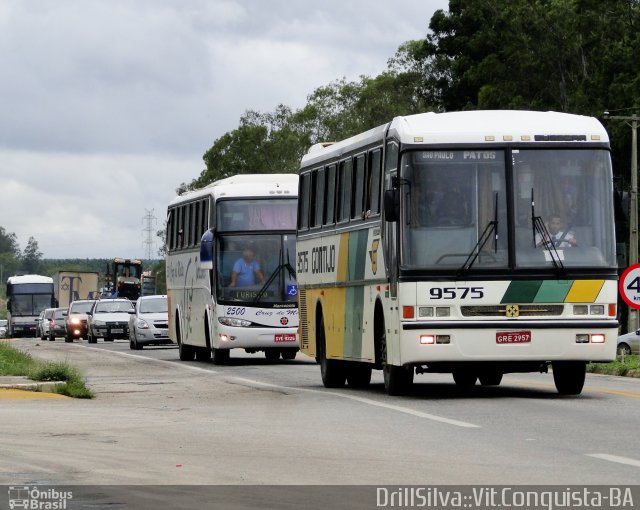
top-left (505, 304), bottom-right (520, 318)
top-left (280, 317), bottom-right (289, 326)
top-left (369, 239), bottom-right (380, 275)
top-left (8, 486), bottom-right (73, 509)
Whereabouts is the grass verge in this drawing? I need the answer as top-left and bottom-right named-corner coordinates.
top-left (0, 342), bottom-right (93, 398)
top-left (587, 354), bottom-right (640, 377)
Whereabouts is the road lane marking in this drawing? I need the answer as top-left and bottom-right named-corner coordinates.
top-left (231, 376), bottom-right (481, 429)
top-left (505, 378), bottom-right (640, 399)
top-left (75, 344), bottom-right (218, 375)
top-left (73, 344), bottom-right (480, 428)
top-left (586, 453), bottom-right (640, 468)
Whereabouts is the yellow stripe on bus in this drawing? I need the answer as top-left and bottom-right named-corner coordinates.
top-left (565, 280), bottom-right (605, 302)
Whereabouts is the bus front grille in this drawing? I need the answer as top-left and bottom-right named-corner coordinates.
top-left (461, 304), bottom-right (564, 317)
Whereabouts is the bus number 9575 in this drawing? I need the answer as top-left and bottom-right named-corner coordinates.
top-left (429, 287), bottom-right (484, 300)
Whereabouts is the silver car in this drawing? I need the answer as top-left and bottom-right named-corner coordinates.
top-left (87, 299), bottom-right (134, 343)
top-left (0, 319), bottom-right (7, 338)
top-left (616, 330), bottom-right (640, 356)
top-left (129, 295), bottom-right (171, 350)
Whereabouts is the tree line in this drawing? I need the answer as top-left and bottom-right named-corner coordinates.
top-left (187, 0), bottom-right (639, 192)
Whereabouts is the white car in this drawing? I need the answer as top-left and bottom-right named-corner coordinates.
top-left (616, 330), bottom-right (640, 356)
top-left (0, 319), bottom-right (7, 338)
top-left (87, 299), bottom-right (134, 344)
top-left (128, 295), bottom-right (171, 350)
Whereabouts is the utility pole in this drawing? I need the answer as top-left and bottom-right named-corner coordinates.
top-left (142, 209), bottom-right (157, 260)
top-left (604, 111), bottom-right (639, 331)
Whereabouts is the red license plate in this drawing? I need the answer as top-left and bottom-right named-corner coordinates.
top-left (496, 331), bottom-right (531, 344)
top-left (275, 333), bottom-right (297, 343)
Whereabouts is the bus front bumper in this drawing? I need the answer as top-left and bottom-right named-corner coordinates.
top-left (212, 326), bottom-right (298, 350)
top-left (397, 320), bottom-right (619, 366)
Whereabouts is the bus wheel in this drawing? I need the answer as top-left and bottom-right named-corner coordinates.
top-left (346, 363), bottom-right (372, 388)
top-left (479, 372), bottom-right (502, 386)
top-left (452, 371), bottom-right (477, 386)
top-left (379, 328), bottom-right (413, 396)
top-left (318, 314), bottom-right (346, 388)
top-left (281, 348), bottom-right (297, 360)
top-left (212, 348), bottom-right (230, 365)
top-left (265, 349), bottom-right (281, 362)
top-left (195, 347), bottom-right (211, 361)
top-left (552, 361), bottom-right (586, 395)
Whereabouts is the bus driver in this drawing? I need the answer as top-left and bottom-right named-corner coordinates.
top-left (229, 247), bottom-right (265, 287)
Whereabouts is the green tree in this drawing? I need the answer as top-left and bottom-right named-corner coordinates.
top-left (21, 236), bottom-right (43, 274)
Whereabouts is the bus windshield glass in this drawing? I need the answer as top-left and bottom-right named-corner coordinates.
top-left (513, 149), bottom-right (616, 268)
top-left (216, 233), bottom-right (297, 305)
top-left (216, 199), bottom-right (297, 232)
top-left (401, 150), bottom-right (508, 270)
top-left (11, 294), bottom-right (52, 316)
top-left (400, 148), bottom-right (616, 271)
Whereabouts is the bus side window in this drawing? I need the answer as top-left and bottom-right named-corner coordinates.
top-left (298, 173), bottom-right (311, 230)
top-left (325, 164), bottom-right (337, 225)
top-left (352, 154), bottom-right (365, 219)
top-left (367, 148), bottom-right (382, 215)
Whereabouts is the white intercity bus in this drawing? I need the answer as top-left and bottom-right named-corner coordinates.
top-left (166, 174), bottom-right (299, 363)
top-left (296, 110), bottom-right (618, 395)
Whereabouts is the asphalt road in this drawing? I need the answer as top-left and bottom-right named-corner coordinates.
top-left (1, 337), bottom-right (639, 489)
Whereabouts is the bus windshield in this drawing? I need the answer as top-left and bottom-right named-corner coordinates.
top-left (216, 233), bottom-right (297, 305)
top-left (401, 150), bottom-right (509, 270)
top-left (400, 148), bottom-right (616, 271)
top-left (216, 199), bottom-right (297, 232)
top-left (10, 294), bottom-right (52, 316)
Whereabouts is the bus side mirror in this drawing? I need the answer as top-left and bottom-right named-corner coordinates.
top-left (199, 229), bottom-right (215, 270)
top-left (6, 299), bottom-right (10, 311)
top-left (384, 189), bottom-right (399, 222)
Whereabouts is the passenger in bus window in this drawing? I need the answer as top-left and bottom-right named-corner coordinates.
top-left (229, 246), bottom-right (265, 287)
top-left (536, 214), bottom-right (577, 248)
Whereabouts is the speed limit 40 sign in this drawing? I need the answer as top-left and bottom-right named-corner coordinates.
top-left (619, 263), bottom-right (640, 309)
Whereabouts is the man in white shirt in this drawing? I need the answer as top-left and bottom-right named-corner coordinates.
top-left (536, 215), bottom-right (577, 248)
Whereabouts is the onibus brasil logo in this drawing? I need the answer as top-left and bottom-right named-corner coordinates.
top-left (8, 486), bottom-right (73, 509)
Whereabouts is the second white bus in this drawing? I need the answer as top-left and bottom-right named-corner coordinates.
top-left (166, 174), bottom-right (299, 363)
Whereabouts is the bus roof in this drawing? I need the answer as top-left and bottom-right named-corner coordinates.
top-left (301, 110), bottom-right (609, 168)
top-left (168, 173), bottom-right (298, 207)
top-left (6, 275), bottom-right (54, 285)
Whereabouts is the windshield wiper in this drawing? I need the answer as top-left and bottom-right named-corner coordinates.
top-left (253, 241), bottom-right (296, 304)
top-left (457, 193), bottom-right (499, 276)
top-left (530, 188), bottom-right (565, 274)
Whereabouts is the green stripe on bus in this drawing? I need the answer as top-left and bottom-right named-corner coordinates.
top-left (343, 286), bottom-right (364, 359)
top-left (347, 230), bottom-right (369, 282)
top-left (533, 280), bottom-right (573, 302)
top-left (501, 281), bottom-right (543, 303)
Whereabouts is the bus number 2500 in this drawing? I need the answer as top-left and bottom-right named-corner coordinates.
top-left (429, 287), bottom-right (484, 299)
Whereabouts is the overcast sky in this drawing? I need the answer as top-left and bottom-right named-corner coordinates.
top-left (0, 0), bottom-right (447, 260)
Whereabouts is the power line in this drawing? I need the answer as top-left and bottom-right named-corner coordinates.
top-left (142, 209), bottom-right (157, 260)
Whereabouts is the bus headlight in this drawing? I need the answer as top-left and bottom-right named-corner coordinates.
top-left (218, 317), bottom-right (253, 327)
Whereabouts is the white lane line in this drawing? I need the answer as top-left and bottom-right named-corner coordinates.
top-left (73, 344), bottom-right (479, 429)
top-left (74, 344), bottom-right (218, 375)
top-left (231, 376), bottom-right (481, 429)
top-left (586, 453), bottom-right (640, 468)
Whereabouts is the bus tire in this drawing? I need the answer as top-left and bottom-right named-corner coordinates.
top-left (212, 348), bottom-right (230, 365)
top-left (317, 313), bottom-right (346, 388)
top-left (552, 361), bottom-right (586, 395)
top-left (265, 349), bottom-right (281, 362)
top-left (281, 348), bottom-right (297, 360)
top-left (176, 319), bottom-right (195, 361)
top-left (383, 364), bottom-right (414, 396)
top-left (195, 346), bottom-right (211, 361)
top-left (479, 372), bottom-right (502, 386)
top-left (346, 363), bottom-right (372, 388)
top-left (453, 371), bottom-right (477, 386)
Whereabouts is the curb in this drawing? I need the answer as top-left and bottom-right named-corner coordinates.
top-left (0, 378), bottom-right (61, 393)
